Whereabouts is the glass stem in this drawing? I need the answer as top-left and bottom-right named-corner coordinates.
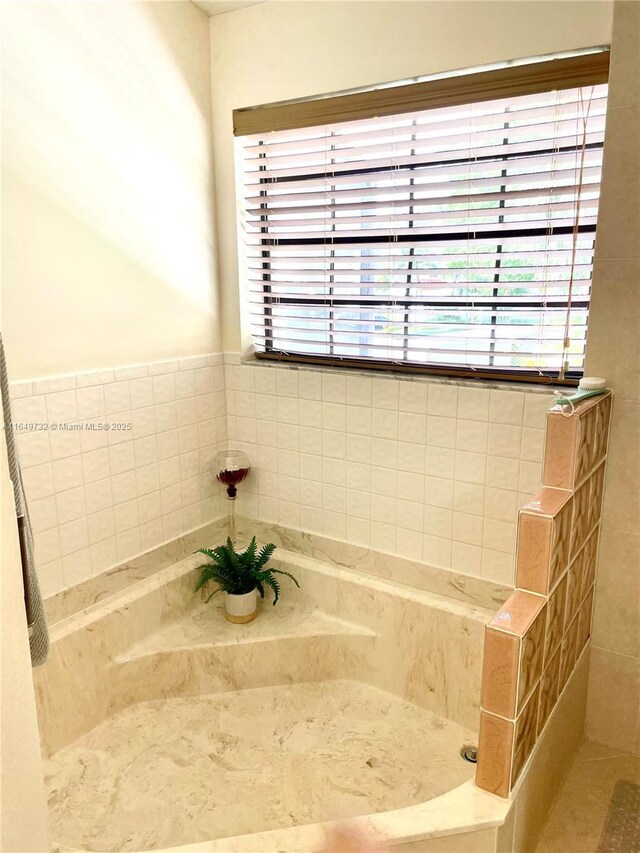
top-left (229, 497), bottom-right (236, 544)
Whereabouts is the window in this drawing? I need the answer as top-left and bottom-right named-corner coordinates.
top-left (236, 53), bottom-right (609, 384)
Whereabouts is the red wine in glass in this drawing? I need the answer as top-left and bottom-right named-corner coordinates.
top-left (217, 467), bottom-right (249, 499)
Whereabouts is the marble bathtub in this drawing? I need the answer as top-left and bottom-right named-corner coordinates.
top-left (35, 543), bottom-right (512, 852)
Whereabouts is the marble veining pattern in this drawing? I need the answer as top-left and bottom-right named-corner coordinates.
top-left (234, 516), bottom-right (510, 611)
top-left (45, 680), bottom-right (476, 852)
top-left (121, 598), bottom-right (371, 659)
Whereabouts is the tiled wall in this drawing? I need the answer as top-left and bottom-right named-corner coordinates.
top-left (9, 355), bottom-right (228, 596)
top-left (476, 392), bottom-right (612, 797)
top-left (10, 349), bottom-right (554, 598)
top-left (224, 353), bottom-right (551, 585)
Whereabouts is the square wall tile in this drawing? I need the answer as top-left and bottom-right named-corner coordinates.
top-left (76, 385), bottom-right (105, 420)
top-left (53, 456), bottom-right (84, 492)
top-left (398, 382), bottom-right (427, 414)
top-left (346, 375), bottom-right (371, 407)
top-left (427, 384), bottom-right (457, 417)
top-left (17, 431), bottom-right (51, 468)
top-left (458, 387), bottom-right (490, 421)
top-left (490, 390), bottom-right (524, 426)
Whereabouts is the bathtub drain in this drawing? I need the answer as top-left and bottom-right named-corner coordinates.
top-left (460, 744), bottom-right (478, 763)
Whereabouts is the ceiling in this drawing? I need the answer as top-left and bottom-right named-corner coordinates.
top-left (190, 0), bottom-right (265, 16)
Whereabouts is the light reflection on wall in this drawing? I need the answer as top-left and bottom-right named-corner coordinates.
top-left (1, 1), bottom-right (219, 375)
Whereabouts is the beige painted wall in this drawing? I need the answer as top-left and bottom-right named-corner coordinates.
top-left (1, 1), bottom-right (220, 380)
top-left (0, 443), bottom-right (50, 851)
top-left (584, 0), bottom-right (640, 754)
top-left (209, 0), bottom-right (613, 352)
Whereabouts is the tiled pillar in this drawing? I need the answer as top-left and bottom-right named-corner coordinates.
top-left (476, 393), bottom-right (611, 797)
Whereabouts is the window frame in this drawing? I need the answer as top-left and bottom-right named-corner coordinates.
top-left (236, 51), bottom-right (609, 387)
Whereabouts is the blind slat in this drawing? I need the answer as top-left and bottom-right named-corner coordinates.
top-left (243, 94), bottom-right (607, 156)
top-left (243, 151), bottom-right (603, 194)
top-left (244, 131), bottom-right (605, 180)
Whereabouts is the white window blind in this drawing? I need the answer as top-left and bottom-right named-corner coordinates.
top-left (239, 69), bottom-right (608, 382)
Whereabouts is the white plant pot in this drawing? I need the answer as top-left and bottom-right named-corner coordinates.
top-left (225, 589), bottom-right (258, 624)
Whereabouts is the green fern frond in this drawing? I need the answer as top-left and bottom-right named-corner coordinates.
top-left (225, 538), bottom-right (242, 570)
top-left (255, 542), bottom-right (277, 570)
top-left (262, 572), bottom-right (281, 605)
top-left (213, 544), bottom-right (238, 571)
top-left (196, 548), bottom-right (220, 563)
top-left (195, 566), bottom-right (237, 594)
top-left (240, 536), bottom-right (258, 568)
top-left (194, 563), bottom-right (220, 592)
top-left (271, 569), bottom-right (301, 588)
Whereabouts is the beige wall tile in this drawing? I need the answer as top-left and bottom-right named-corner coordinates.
top-left (586, 646), bottom-right (640, 754)
top-left (601, 400), bottom-right (640, 533)
top-left (592, 527), bottom-right (640, 658)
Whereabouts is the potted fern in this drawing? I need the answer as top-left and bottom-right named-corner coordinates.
top-left (194, 537), bottom-right (300, 623)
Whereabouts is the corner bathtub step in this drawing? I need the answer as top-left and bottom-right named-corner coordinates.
top-left (117, 600), bottom-right (374, 663)
top-left (108, 610), bottom-right (378, 707)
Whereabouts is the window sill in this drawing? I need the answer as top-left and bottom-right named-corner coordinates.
top-left (234, 351), bottom-right (569, 396)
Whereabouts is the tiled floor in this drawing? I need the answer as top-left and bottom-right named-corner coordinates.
top-left (536, 739), bottom-right (640, 852)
